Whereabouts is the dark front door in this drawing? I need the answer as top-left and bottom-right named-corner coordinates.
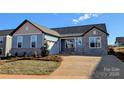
top-left (61, 39), bottom-right (74, 53)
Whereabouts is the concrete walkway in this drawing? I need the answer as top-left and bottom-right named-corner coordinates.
top-left (50, 56), bottom-right (101, 79)
top-left (0, 55), bottom-right (124, 79)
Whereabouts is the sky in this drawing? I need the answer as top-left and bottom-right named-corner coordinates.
top-left (0, 13), bottom-right (124, 45)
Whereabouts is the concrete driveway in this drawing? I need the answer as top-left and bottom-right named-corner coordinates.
top-left (0, 55), bottom-right (124, 79)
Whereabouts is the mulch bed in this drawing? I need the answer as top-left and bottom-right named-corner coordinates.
top-left (114, 52), bottom-right (124, 62)
top-left (6, 55), bottom-right (63, 62)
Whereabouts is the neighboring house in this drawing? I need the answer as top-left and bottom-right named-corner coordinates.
top-left (0, 19), bottom-right (109, 57)
top-left (115, 37), bottom-right (124, 47)
top-left (0, 29), bottom-right (13, 57)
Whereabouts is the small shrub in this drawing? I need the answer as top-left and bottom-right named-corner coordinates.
top-left (33, 51), bottom-right (38, 58)
top-left (41, 47), bottom-right (49, 57)
top-left (41, 55), bottom-right (62, 62)
top-left (108, 48), bottom-right (115, 55)
top-left (15, 52), bottom-right (18, 57)
top-left (40, 40), bottom-right (49, 57)
top-left (23, 52), bottom-right (27, 57)
top-left (6, 52), bottom-right (11, 59)
top-left (114, 52), bottom-right (124, 62)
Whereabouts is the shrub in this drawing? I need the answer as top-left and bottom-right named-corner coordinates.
top-left (41, 55), bottom-right (62, 62)
top-left (108, 48), bottom-right (115, 55)
top-left (40, 40), bottom-right (49, 57)
top-left (33, 51), bottom-right (38, 58)
top-left (23, 52), bottom-right (27, 57)
top-left (6, 52), bottom-right (11, 59)
top-left (7, 55), bottom-right (62, 62)
top-left (15, 52), bottom-right (18, 57)
top-left (41, 47), bottom-right (49, 57)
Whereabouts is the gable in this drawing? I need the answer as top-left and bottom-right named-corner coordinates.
top-left (53, 24), bottom-right (109, 37)
top-left (115, 37), bottom-right (124, 43)
top-left (82, 27), bottom-right (108, 37)
top-left (13, 21), bottom-right (42, 35)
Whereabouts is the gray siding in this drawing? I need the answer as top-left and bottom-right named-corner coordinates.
top-left (82, 28), bottom-right (108, 55)
top-left (60, 28), bottom-right (108, 56)
top-left (0, 36), bottom-right (6, 56)
top-left (11, 34), bottom-right (44, 56)
top-left (49, 40), bottom-right (60, 54)
top-left (75, 37), bottom-right (83, 54)
top-left (12, 34), bottom-right (43, 48)
top-left (14, 22), bottom-right (42, 35)
top-left (12, 36), bottom-right (17, 48)
top-left (11, 21), bottom-right (45, 56)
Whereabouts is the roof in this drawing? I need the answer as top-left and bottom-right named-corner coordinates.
top-left (115, 37), bottom-right (124, 43)
top-left (52, 24), bottom-right (109, 37)
top-left (2, 20), bottom-right (109, 38)
top-left (32, 22), bottom-right (60, 37)
top-left (0, 29), bottom-right (14, 36)
top-left (10, 20), bottom-right (60, 37)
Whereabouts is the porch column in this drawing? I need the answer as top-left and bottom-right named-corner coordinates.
top-left (74, 37), bottom-right (76, 51)
top-left (59, 39), bottom-right (61, 53)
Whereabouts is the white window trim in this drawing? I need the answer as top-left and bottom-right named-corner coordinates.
top-left (30, 35), bottom-right (37, 48)
top-left (77, 37), bottom-right (82, 46)
top-left (25, 25), bottom-right (29, 31)
top-left (93, 30), bottom-right (97, 35)
top-left (17, 36), bottom-right (23, 48)
top-left (0, 36), bottom-right (3, 45)
top-left (89, 36), bottom-right (102, 48)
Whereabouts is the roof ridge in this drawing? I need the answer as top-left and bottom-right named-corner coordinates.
top-left (0, 29), bottom-right (15, 31)
top-left (51, 23), bottom-right (106, 29)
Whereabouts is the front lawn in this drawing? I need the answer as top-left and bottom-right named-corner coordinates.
top-left (0, 60), bottom-right (61, 75)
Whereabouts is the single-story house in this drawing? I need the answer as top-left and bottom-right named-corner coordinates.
top-left (0, 19), bottom-right (109, 57)
top-left (115, 37), bottom-right (124, 47)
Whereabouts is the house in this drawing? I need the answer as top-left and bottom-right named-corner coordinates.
top-left (115, 37), bottom-right (124, 47)
top-left (0, 19), bottom-right (109, 57)
top-left (0, 29), bottom-right (13, 57)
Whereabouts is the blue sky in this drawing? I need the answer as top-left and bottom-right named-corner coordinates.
top-left (0, 13), bottom-right (124, 45)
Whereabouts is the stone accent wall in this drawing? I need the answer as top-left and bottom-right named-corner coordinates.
top-left (14, 22), bottom-right (42, 35)
top-left (11, 48), bottom-right (41, 56)
top-left (82, 28), bottom-right (108, 55)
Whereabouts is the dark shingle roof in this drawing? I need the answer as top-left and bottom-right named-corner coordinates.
top-left (52, 24), bottom-right (108, 37)
top-left (31, 22), bottom-right (60, 37)
top-left (3, 20), bottom-right (109, 38)
top-left (0, 29), bottom-right (14, 36)
top-left (115, 37), bottom-right (124, 43)
top-left (10, 20), bottom-right (60, 37)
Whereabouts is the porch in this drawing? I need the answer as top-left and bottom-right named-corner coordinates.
top-left (60, 37), bottom-right (83, 55)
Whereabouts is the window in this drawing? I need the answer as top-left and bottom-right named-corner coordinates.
top-left (77, 37), bottom-right (82, 45)
top-left (31, 35), bottom-right (37, 48)
top-left (17, 36), bottom-right (23, 48)
top-left (65, 39), bottom-right (74, 48)
top-left (25, 26), bottom-right (29, 31)
top-left (0, 36), bottom-right (3, 45)
top-left (89, 37), bottom-right (101, 48)
top-left (93, 30), bottom-right (97, 35)
top-left (0, 48), bottom-right (2, 55)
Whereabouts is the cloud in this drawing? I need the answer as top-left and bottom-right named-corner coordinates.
top-left (72, 13), bottom-right (101, 24)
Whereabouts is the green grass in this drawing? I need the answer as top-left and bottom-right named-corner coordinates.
top-left (0, 60), bottom-right (61, 75)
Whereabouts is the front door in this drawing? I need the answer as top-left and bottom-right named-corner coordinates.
top-left (61, 39), bottom-right (75, 53)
